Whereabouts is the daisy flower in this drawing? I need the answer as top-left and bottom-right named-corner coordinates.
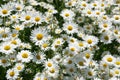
top-left (0, 3), bottom-right (12, 17)
top-left (17, 50), bottom-right (33, 63)
top-left (20, 11), bottom-right (34, 23)
top-left (102, 54), bottom-right (116, 65)
top-left (33, 52), bottom-right (45, 64)
top-left (83, 35), bottom-right (98, 47)
top-left (14, 63), bottom-right (24, 72)
top-left (100, 32), bottom-right (113, 44)
top-left (45, 59), bottom-right (57, 69)
top-left (32, 12), bottom-right (44, 24)
top-left (0, 42), bottom-right (16, 55)
top-left (60, 9), bottom-right (75, 20)
top-left (63, 22), bottom-right (78, 34)
top-left (6, 68), bottom-right (19, 80)
top-left (47, 67), bottom-right (59, 78)
top-left (0, 57), bottom-right (10, 67)
top-left (30, 27), bottom-right (49, 46)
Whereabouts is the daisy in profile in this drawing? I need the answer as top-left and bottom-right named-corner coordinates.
top-left (30, 27), bottom-right (49, 46)
top-left (83, 35), bottom-right (98, 47)
top-left (12, 24), bottom-right (24, 31)
top-left (60, 9), bottom-right (75, 20)
top-left (77, 41), bottom-right (87, 51)
top-left (17, 50), bottom-right (33, 63)
top-left (63, 22), bottom-right (78, 34)
top-left (6, 68), bottom-right (19, 80)
top-left (102, 54), bottom-right (116, 65)
top-left (0, 42), bottom-right (16, 55)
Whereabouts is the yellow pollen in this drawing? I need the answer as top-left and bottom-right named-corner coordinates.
top-left (4, 45), bottom-right (11, 50)
top-left (47, 62), bottom-right (52, 67)
top-left (67, 25), bottom-right (73, 31)
top-left (65, 13), bottom-right (70, 17)
top-left (107, 57), bottom-right (113, 62)
top-left (85, 53), bottom-right (90, 59)
top-left (36, 33), bottom-right (43, 40)
top-left (35, 17), bottom-right (40, 22)
top-left (25, 15), bottom-right (31, 20)
top-left (9, 71), bottom-right (15, 77)
top-left (87, 39), bottom-right (93, 44)
top-left (22, 53), bottom-right (28, 58)
top-left (2, 9), bottom-right (8, 14)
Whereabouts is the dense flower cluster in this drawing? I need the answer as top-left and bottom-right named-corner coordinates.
top-left (0, 0), bottom-right (120, 80)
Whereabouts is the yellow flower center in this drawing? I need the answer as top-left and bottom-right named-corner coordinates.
top-left (4, 45), bottom-right (11, 50)
top-left (69, 68), bottom-right (74, 72)
top-left (115, 16), bottom-right (119, 20)
top-left (79, 42), bottom-right (84, 47)
top-left (70, 47), bottom-right (75, 51)
top-left (42, 43), bottom-right (48, 48)
top-left (68, 60), bottom-right (72, 64)
top-left (67, 25), bottom-right (73, 31)
top-left (104, 36), bottom-right (109, 40)
top-left (114, 30), bottom-right (118, 34)
top-left (50, 68), bottom-right (55, 73)
top-left (16, 6), bottom-right (21, 10)
top-left (47, 62), bottom-right (52, 67)
top-left (11, 40), bottom-right (17, 45)
top-left (36, 33), bottom-right (43, 40)
top-left (36, 54), bottom-right (41, 60)
top-left (25, 15), bottom-right (31, 20)
top-left (115, 61), bottom-right (120, 65)
top-left (1, 59), bottom-right (7, 64)
top-left (103, 63), bottom-right (107, 68)
top-left (82, 3), bottom-right (87, 7)
top-left (2, 33), bottom-right (8, 38)
top-left (78, 61), bottom-right (84, 66)
top-left (65, 13), bottom-right (70, 17)
top-left (17, 66), bottom-right (22, 70)
top-left (9, 71), bottom-right (15, 77)
top-left (35, 17), bottom-right (40, 22)
top-left (36, 78), bottom-right (41, 80)
top-left (2, 9), bottom-right (8, 14)
top-left (88, 71), bottom-right (93, 76)
top-left (56, 41), bottom-right (61, 44)
top-left (85, 53), bottom-right (90, 59)
top-left (96, 12), bottom-right (100, 15)
top-left (103, 24), bottom-right (108, 28)
top-left (115, 70), bottom-right (119, 74)
top-left (93, 3), bottom-right (97, 6)
top-left (87, 39), bottom-right (93, 44)
top-left (22, 53), bottom-right (28, 58)
top-left (12, 33), bottom-right (17, 37)
top-left (107, 57), bottom-right (113, 62)
top-left (87, 10), bottom-right (92, 14)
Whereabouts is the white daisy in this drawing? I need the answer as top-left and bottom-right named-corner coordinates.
top-left (83, 35), bottom-right (98, 47)
top-left (17, 50), bottom-right (33, 63)
top-left (60, 9), bottom-right (75, 20)
top-left (102, 54), bottom-right (116, 65)
top-left (6, 68), bottom-right (19, 80)
top-left (63, 22), bottom-right (78, 34)
top-left (0, 42), bottom-right (16, 55)
top-left (30, 27), bottom-right (49, 46)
